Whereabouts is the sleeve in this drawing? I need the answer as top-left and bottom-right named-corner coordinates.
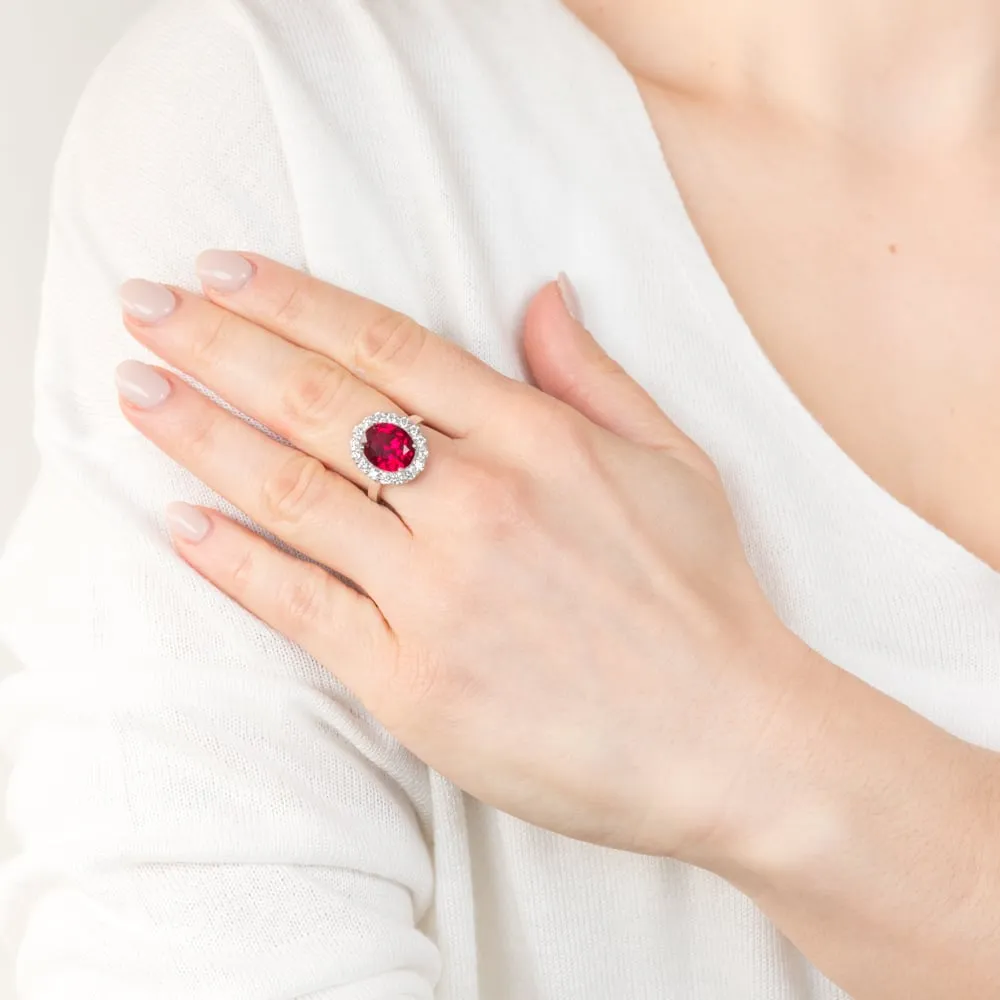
top-left (0, 1), bottom-right (441, 996)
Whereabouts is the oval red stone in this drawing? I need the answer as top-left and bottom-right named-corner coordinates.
top-left (364, 422), bottom-right (416, 473)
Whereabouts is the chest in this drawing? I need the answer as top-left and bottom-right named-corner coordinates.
top-left (638, 84), bottom-right (1000, 572)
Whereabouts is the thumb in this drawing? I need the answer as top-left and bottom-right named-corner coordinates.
top-left (523, 274), bottom-right (690, 452)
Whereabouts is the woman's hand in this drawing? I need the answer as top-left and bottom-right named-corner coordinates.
top-left (114, 251), bottom-right (825, 866)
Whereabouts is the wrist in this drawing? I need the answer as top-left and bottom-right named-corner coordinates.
top-left (695, 639), bottom-right (998, 917)
top-left (676, 626), bottom-right (847, 885)
top-left (698, 648), bottom-right (1000, 999)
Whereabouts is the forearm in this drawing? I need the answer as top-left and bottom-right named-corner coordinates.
top-left (705, 640), bottom-right (1000, 999)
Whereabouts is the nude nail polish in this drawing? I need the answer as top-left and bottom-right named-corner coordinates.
top-left (557, 271), bottom-right (582, 323)
top-left (196, 250), bottom-right (255, 293)
top-left (119, 279), bottom-right (177, 323)
top-left (115, 360), bottom-right (171, 408)
top-left (165, 501), bottom-right (212, 542)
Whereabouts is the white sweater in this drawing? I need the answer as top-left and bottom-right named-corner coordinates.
top-left (4, 1), bottom-right (1000, 997)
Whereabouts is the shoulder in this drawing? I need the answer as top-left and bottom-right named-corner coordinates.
top-left (60, 0), bottom-right (509, 149)
top-left (50, 0), bottom-right (305, 277)
top-left (50, 0), bottom-right (519, 251)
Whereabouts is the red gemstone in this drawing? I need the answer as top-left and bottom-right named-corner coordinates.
top-left (364, 422), bottom-right (416, 472)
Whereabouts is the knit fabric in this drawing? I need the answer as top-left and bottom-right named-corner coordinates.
top-left (3, 0), bottom-right (1000, 997)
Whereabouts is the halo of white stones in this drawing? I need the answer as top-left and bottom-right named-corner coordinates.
top-left (349, 411), bottom-right (429, 488)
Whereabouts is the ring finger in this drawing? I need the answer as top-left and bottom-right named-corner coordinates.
top-left (114, 358), bottom-right (408, 596)
top-left (119, 281), bottom-right (454, 518)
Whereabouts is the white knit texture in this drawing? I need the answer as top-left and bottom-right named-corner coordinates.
top-left (3, 1), bottom-right (1000, 997)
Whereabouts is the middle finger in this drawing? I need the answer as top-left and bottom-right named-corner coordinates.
top-left (118, 279), bottom-right (454, 517)
top-left (114, 359), bottom-right (408, 595)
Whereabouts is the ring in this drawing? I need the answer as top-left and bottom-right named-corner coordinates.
top-left (350, 411), bottom-right (430, 503)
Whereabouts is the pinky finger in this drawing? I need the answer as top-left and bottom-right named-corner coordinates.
top-left (164, 500), bottom-right (397, 699)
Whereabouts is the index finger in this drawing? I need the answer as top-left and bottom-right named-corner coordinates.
top-left (194, 249), bottom-right (531, 437)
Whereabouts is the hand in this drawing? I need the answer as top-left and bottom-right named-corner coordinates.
top-left (114, 252), bottom-right (819, 865)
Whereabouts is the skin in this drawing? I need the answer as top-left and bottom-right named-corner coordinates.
top-left (109, 1), bottom-right (1000, 994)
top-left (116, 253), bottom-right (1000, 1000)
top-left (565, 0), bottom-right (1000, 570)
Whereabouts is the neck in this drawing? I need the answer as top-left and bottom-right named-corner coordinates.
top-left (561, 0), bottom-right (1000, 147)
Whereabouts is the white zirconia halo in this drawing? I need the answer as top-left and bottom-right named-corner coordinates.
top-left (349, 411), bottom-right (429, 488)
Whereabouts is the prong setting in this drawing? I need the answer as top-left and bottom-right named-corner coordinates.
top-left (350, 411), bottom-right (429, 487)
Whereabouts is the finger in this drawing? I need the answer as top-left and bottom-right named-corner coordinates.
top-left (523, 278), bottom-right (695, 453)
top-left (193, 249), bottom-right (531, 437)
top-left (115, 359), bottom-right (410, 597)
top-left (119, 279), bottom-right (451, 514)
top-left (163, 500), bottom-right (398, 710)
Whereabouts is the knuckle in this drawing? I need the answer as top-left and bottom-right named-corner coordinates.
top-left (451, 457), bottom-right (532, 537)
top-left (525, 395), bottom-right (577, 443)
top-left (228, 547), bottom-right (257, 597)
top-left (275, 567), bottom-right (328, 629)
top-left (279, 356), bottom-right (351, 431)
top-left (554, 416), bottom-right (601, 472)
top-left (354, 311), bottom-right (426, 377)
top-left (521, 401), bottom-right (599, 473)
top-left (271, 280), bottom-right (309, 327)
top-left (182, 408), bottom-right (219, 461)
top-left (189, 308), bottom-right (234, 366)
top-left (260, 452), bottom-right (330, 527)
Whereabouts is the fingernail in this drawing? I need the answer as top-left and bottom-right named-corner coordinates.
top-left (196, 249), bottom-right (255, 293)
top-left (556, 271), bottom-right (582, 323)
top-left (115, 360), bottom-right (172, 408)
top-left (119, 279), bottom-right (177, 323)
top-left (165, 501), bottom-right (212, 543)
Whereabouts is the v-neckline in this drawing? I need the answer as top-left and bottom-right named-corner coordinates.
top-left (549, 0), bottom-right (1000, 583)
